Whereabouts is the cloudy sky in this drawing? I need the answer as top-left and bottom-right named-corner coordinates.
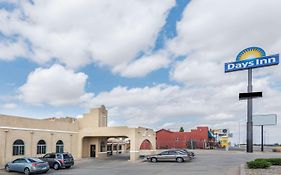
top-left (0, 0), bottom-right (281, 144)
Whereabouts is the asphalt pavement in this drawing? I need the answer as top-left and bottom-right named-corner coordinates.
top-left (1, 150), bottom-right (281, 175)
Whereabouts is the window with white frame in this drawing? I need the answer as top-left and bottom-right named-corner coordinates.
top-left (37, 140), bottom-right (46, 154)
top-left (13, 139), bottom-right (25, 156)
top-left (56, 140), bottom-right (64, 153)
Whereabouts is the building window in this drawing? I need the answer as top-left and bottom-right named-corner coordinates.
top-left (37, 140), bottom-right (46, 154)
top-left (13, 139), bottom-right (24, 156)
top-left (100, 141), bottom-right (106, 152)
top-left (56, 140), bottom-right (64, 153)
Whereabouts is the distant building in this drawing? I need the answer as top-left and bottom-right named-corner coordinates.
top-left (154, 127), bottom-right (215, 149)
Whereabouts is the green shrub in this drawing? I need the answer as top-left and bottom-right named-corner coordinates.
top-left (247, 159), bottom-right (271, 169)
top-left (255, 158), bottom-right (281, 166)
top-left (268, 158), bottom-right (281, 165)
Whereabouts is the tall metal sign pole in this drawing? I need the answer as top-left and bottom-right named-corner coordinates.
top-left (247, 69), bottom-right (253, 152)
top-left (224, 47), bottom-right (279, 153)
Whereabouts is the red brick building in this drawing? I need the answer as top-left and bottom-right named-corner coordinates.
top-left (156, 127), bottom-right (213, 149)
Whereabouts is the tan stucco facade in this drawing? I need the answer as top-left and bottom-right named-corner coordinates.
top-left (0, 106), bottom-right (156, 165)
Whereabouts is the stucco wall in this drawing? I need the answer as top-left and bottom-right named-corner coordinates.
top-left (0, 114), bottom-right (79, 165)
top-left (0, 130), bottom-right (5, 165)
top-left (0, 128), bottom-right (78, 165)
top-left (0, 114), bottom-right (78, 132)
top-left (0, 106), bottom-right (156, 164)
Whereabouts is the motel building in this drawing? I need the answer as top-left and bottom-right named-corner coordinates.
top-left (0, 105), bottom-right (156, 165)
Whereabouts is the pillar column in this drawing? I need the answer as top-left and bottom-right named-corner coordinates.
top-left (129, 136), bottom-right (139, 161)
top-left (70, 134), bottom-right (73, 153)
top-left (30, 131), bottom-right (34, 156)
top-left (50, 133), bottom-right (54, 152)
top-left (4, 130), bottom-right (8, 164)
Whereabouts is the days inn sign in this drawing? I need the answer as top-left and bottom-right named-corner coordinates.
top-left (224, 47), bottom-right (279, 72)
top-left (225, 46), bottom-right (279, 153)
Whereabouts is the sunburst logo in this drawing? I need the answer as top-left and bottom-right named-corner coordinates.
top-left (236, 47), bottom-right (266, 61)
top-left (225, 47), bottom-right (279, 73)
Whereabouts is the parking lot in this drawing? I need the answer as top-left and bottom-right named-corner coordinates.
top-left (1, 150), bottom-right (281, 175)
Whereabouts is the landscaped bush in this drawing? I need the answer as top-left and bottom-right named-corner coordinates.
top-left (267, 158), bottom-right (281, 165)
top-left (272, 147), bottom-right (281, 152)
top-left (247, 159), bottom-right (271, 169)
top-left (255, 158), bottom-right (281, 166)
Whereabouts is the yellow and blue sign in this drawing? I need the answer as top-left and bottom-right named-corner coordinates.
top-left (225, 47), bottom-right (279, 72)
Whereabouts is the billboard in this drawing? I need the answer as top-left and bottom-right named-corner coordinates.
top-left (253, 114), bottom-right (277, 126)
top-left (212, 129), bottom-right (228, 136)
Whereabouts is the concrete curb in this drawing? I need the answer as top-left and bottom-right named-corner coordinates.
top-left (240, 164), bottom-right (246, 175)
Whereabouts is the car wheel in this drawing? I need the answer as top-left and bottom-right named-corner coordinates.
top-left (176, 157), bottom-right (184, 163)
top-left (5, 165), bottom-right (10, 172)
top-left (151, 157), bottom-right (157, 163)
top-left (65, 166), bottom-right (71, 169)
top-left (53, 163), bottom-right (60, 170)
top-left (24, 168), bottom-right (30, 175)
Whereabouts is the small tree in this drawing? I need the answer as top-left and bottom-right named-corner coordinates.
top-left (179, 127), bottom-right (184, 132)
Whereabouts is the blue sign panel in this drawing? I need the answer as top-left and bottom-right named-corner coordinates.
top-left (225, 54), bottom-right (279, 73)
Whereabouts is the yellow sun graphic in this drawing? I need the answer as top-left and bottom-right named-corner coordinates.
top-left (236, 47), bottom-right (266, 61)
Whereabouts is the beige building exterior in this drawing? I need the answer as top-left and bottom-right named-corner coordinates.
top-left (0, 106), bottom-right (156, 165)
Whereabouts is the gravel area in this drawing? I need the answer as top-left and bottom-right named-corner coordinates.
top-left (245, 165), bottom-right (281, 175)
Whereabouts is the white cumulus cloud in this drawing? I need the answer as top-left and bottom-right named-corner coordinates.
top-left (116, 51), bottom-right (172, 78)
top-left (168, 0), bottom-right (281, 86)
top-left (1, 103), bottom-right (17, 109)
top-left (0, 0), bottom-right (175, 76)
top-left (18, 64), bottom-right (93, 106)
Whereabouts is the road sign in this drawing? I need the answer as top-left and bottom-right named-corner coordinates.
top-left (239, 92), bottom-right (262, 100)
top-left (253, 114), bottom-right (277, 126)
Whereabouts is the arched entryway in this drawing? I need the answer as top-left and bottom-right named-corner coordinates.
top-left (78, 126), bottom-right (156, 161)
top-left (140, 139), bottom-right (152, 150)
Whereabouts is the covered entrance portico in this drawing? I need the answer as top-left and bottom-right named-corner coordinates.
top-left (79, 127), bottom-right (155, 161)
top-left (77, 106), bottom-right (156, 161)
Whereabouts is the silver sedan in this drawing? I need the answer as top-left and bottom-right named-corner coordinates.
top-left (147, 150), bottom-right (192, 163)
top-left (5, 158), bottom-right (49, 175)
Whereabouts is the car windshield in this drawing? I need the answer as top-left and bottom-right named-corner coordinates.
top-left (63, 153), bottom-right (73, 159)
top-left (28, 158), bottom-right (44, 163)
top-left (160, 151), bottom-right (169, 155)
top-left (56, 154), bottom-right (63, 159)
top-left (177, 151), bottom-right (187, 155)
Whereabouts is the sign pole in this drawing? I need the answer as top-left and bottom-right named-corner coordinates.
top-left (246, 68), bottom-right (253, 153)
top-left (224, 47), bottom-right (279, 153)
top-left (261, 125), bottom-right (264, 152)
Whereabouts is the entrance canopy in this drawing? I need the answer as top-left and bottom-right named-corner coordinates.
top-left (79, 126), bottom-right (156, 161)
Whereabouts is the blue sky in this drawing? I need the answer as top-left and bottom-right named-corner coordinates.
top-left (0, 0), bottom-right (190, 119)
top-left (1, 0), bottom-right (281, 144)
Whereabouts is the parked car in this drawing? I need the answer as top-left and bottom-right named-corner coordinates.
top-left (40, 152), bottom-right (74, 170)
top-left (176, 149), bottom-right (196, 159)
top-left (147, 150), bottom-right (192, 163)
top-left (5, 158), bottom-right (49, 175)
